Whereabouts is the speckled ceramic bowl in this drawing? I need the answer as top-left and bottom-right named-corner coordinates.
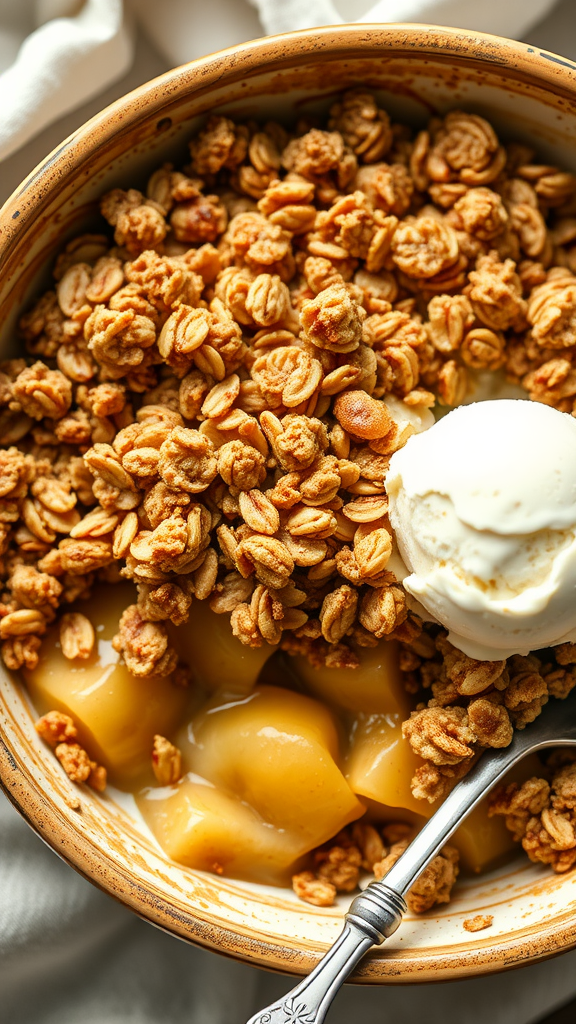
top-left (1, 24), bottom-right (576, 983)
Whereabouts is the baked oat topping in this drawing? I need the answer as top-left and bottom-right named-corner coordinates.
top-left (59, 611), bottom-right (95, 660)
top-left (151, 734), bottom-right (182, 785)
top-left (293, 822), bottom-right (459, 912)
top-left (35, 710), bottom-right (107, 791)
top-left (463, 914), bottom-right (493, 932)
top-left (374, 838), bottom-right (459, 914)
top-left (291, 871), bottom-right (337, 908)
top-left (489, 758), bottom-right (576, 873)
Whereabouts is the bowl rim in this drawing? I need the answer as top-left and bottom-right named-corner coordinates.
top-left (2, 21), bottom-right (576, 982)
top-left (2, 22), bottom-right (576, 253)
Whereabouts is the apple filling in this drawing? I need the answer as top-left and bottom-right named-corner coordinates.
top-left (28, 587), bottom-right (522, 903)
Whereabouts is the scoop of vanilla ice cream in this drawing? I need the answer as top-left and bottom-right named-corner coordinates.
top-left (386, 399), bottom-right (576, 660)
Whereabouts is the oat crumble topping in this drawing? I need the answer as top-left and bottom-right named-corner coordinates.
top-left (463, 915), bottom-right (493, 932)
top-left (35, 710), bottom-right (107, 791)
top-left (489, 755), bottom-right (576, 872)
top-left (293, 822), bottom-right (460, 912)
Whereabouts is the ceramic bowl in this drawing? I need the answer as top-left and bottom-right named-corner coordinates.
top-left (1, 24), bottom-right (576, 983)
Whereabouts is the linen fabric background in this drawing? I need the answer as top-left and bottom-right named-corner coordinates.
top-left (1, 1), bottom-right (576, 1022)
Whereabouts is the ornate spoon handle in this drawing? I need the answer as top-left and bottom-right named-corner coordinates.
top-left (248, 923), bottom-right (374, 1024)
top-left (246, 691), bottom-right (576, 1024)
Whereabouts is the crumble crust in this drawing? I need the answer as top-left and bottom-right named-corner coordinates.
top-left (463, 915), bottom-right (493, 932)
top-left (35, 710), bottom-right (107, 791)
top-left (489, 757), bottom-right (576, 872)
top-left (293, 822), bottom-right (459, 913)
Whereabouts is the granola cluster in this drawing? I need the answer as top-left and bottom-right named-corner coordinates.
top-left (292, 821), bottom-right (459, 912)
top-left (489, 755), bottom-right (576, 873)
top-left (400, 635), bottom-right (576, 802)
top-left (463, 914), bottom-right (493, 933)
top-left (151, 733), bottom-right (182, 785)
top-left (35, 709), bottom-right (107, 791)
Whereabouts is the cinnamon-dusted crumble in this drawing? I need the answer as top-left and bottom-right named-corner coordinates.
top-left (7, 92), bottom-right (576, 898)
top-left (399, 638), bottom-right (576, 803)
top-left (489, 757), bottom-right (576, 872)
top-left (35, 710), bottom-right (107, 791)
top-left (293, 822), bottom-right (459, 912)
top-left (463, 915), bottom-right (493, 932)
top-left (59, 612), bottom-right (95, 659)
top-left (151, 734), bottom-right (182, 785)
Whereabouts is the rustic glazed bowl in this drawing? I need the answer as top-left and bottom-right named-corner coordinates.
top-left (1, 24), bottom-right (576, 983)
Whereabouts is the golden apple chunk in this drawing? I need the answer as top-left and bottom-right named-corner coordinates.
top-left (25, 584), bottom-right (188, 786)
top-left (169, 598), bottom-right (273, 695)
top-left (347, 712), bottom-right (428, 816)
top-left (138, 685), bottom-right (364, 881)
top-left (294, 640), bottom-right (405, 715)
top-left (295, 641), bottom-right (425, 814)
top-left (138, 779), bottom-right (318, 883)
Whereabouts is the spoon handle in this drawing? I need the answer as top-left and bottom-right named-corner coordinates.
top-left (247, 922), bottom-right (374, 1024)
top-left (245, 739), bottom-right (516, 1024)
top-left (246, 692), bottom-right (576, 1024)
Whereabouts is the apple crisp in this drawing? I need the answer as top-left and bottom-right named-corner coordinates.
top-left (7, 91), bottom-right (576, 906)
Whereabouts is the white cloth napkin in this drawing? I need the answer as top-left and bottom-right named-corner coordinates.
top-left (2, 2), bottom-right (576, 1023)
top-left (0, 0), bottom-right (560, 161)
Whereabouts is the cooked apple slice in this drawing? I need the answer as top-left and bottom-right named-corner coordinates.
top-left (347, 721), bottom-right (530, 869)
top-left (139, 685), bottom-right (364, 880)
top-left (357, 797), bottom-right (515, 874)
top-left (350, 753), bottom-right (547, 873)
top-left (169, 598), bottom-right (273, 695)
top-left (293, 641), bottom-right (425, 813)
top-left (178, 685), bottom-right (364, 836)
top-left (25, 584), bottom-right (188, 786)
top-left (294, 640), bottom-right (405, 715)
top-left (137, 778), bottom-right (313, 883)
top-left (451, 801), bottom-right (515, 873)
top-left (346, 711), bottom-right (428, 816)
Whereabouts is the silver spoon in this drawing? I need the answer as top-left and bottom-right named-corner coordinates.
top-left (246, 689), bottom-right (576, 1024)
